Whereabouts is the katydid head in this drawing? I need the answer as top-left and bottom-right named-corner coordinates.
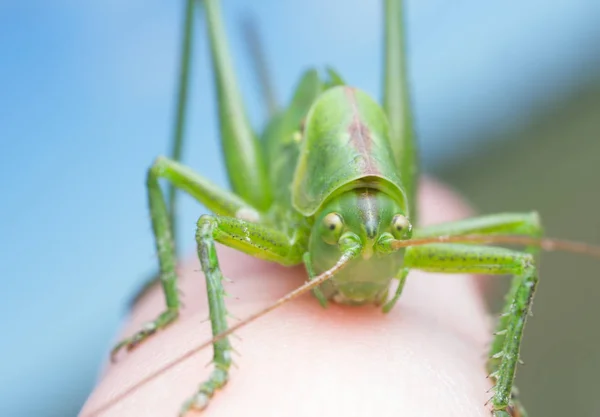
top-left (312, 188), bottom-right (412, 256)
top-left (309, 188), bottom-right (412, 303)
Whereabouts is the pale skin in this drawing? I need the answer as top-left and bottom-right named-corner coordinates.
top-left (81, 179), bottom-right (496, 417)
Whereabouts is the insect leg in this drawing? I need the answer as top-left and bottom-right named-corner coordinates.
top-left (112, 156), bottom-right (262, 359)
top-left (404, 243), bottom-right (538, 417)
top-left (414, 212), bottom-right (542, 240)
top-left (180, 214), bottom-right (306, 414)
top-left (168, 0), bottom-right (195, 247)
top-left (415, 212), bottom-right (542, 416)
top-left (202, 0), bottom-right (272, 210)
top-left (382, 0), bottom-right (417, 219)
top-left (128, 0), bottom-right (195, 307)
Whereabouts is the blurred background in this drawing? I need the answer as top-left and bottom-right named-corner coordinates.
top-left (1, 0), bottom-right (600, 416)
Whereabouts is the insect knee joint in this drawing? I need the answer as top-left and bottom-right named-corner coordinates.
top-left (197, 215), bottom-right (218, 239)
top-left (150, 155), bottom-right (168, 175)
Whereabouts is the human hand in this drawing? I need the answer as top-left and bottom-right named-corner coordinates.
top-left (81, 179), bottom-right (493, 417)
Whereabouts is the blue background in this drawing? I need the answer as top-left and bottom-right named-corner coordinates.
top-left (2, 1), bottom-right (600, 416)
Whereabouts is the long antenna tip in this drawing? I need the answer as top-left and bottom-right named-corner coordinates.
top-left (392, 234), bottom-right (600, 259)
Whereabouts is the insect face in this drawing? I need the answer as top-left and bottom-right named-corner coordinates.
top-left (315, 188), bottom-right (412, 253)
top-left (308, 188), bottom-right (410, 304)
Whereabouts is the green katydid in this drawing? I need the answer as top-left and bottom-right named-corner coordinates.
top-left (85, 0), bottom-right (600, 416)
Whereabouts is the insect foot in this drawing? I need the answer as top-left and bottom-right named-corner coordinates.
top-left (493, 404), bottom-right (526, 417)
top-left (491, 398), bottom-right (528, 417)
top-left (179, 366), bottom-right (230, 416)
top-left (110, 309), bottom-right (179, 362)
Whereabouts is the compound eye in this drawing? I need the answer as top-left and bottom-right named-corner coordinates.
top-left (321, 212), bottom-right (344, 245)
top-left (391, 214), bottom-right (412, 239)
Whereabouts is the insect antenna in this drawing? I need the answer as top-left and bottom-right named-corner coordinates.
top-left (196, 248), bottom-right (357, 348)
top-left (392, 234), bottom-right (600, 258)
top-left (83, 250), bottom-right (357, 417)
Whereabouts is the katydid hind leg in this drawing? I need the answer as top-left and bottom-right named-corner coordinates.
top-left (382, 0), bottom-right (417, 220)
top-left (112, 156), bottom-right (263, 359)
top-left (202, 0), bottom-right (272, 210)
top-left (263, 69), bottom-right (321, 212)
top-left (168, 0), bottom-right (195, 250)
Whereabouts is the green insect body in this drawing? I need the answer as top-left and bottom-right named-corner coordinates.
top-left (288, 84), bottom-right (411, 305)
top-left (102, 0), bottom-right (554, 416)
top-left (293, 86), bottom-right (408, 218)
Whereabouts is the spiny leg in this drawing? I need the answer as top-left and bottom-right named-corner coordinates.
top-left (414, 212), bottom-right (542, 416)
top-left (488, 268), bottom-right (537, 417)
top-left (180, 217), bottom-right (231, 414)
top-left (404, 243), bottom-right (538, 417)
top-left (384, 212), bottom-right (542, 315)
top-left (382, 0), bottom-right (417, 220)
top-left (202, 0), bottom-right (271, 210)
top-left (128, 0), bottom-right (195, 307)
top-left (112, 156), bottom-right (263, 359)
top-left (181, 215), bottom-right (307, 415)
top-left (385, 212), bottom-right (542, 317)
top-left (486, 258), bottom-right (537, 417)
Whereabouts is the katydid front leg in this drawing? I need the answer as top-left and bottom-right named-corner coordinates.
top-left (109, 154), bottom-right (307, 412)
top-left (405, 243), bottom-right (537, 417)
top-left (400, 212), bottom-right (542, 416)
top-left (411, 212), bottom-right (541, 416)
top-left (179, 216), bottom-right (232, 414)
top-left (180, 215), bottom-right (306, 415)
top-left (382, 212), bottom-right (542, 315)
